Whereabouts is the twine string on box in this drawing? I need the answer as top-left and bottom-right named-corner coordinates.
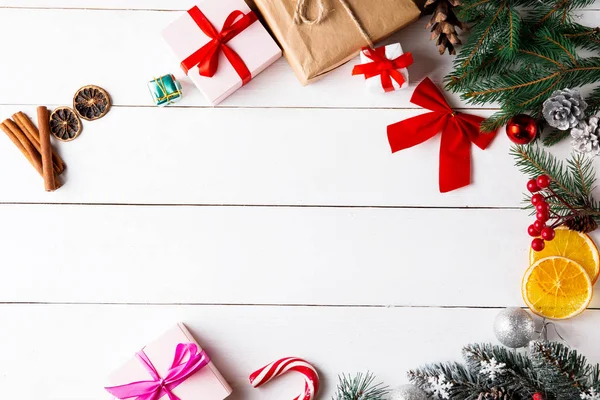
top-left (293, 0), bottom-right (374, 48)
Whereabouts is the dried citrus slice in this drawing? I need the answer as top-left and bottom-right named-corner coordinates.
top-left (529, 226), bottom-right (599, 283)
top-left (522, 256), bottom-right (593, 320)
top-left (73, 85), bottom-right (111, 121)
top-left (50, 107), bottom-right (82, 142)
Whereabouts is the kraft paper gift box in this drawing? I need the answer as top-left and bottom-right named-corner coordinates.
top-left (357, 43), bottom-right (412, 94)
top-left (105, 323), bottom-right (232, 400)
top-left (162, 0), bottom-right (282, 105)
top-left (252, 0), bottom-right (421, 85)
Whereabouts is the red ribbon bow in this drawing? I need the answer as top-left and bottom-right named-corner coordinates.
top-left (181, 6), bottom-right (257, 85)
top-left (352, 47), bottom-right (414, 92)
top-left (387, 78), bottom-right (498, 193)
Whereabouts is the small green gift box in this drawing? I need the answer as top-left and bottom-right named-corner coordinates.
top-left (148, 74), bottom-right (183, 106)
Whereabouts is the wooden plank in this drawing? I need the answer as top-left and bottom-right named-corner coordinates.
top-left (1, 0), bottom-right (599, 10)
top-left (2, 203), bottom-right (599, 307)
top-left (0, 304), bottom-right (599, 400)
top-left (0, 105), bottom-right (557, 207)
top-left (0, 8), bottom-right (597, 109)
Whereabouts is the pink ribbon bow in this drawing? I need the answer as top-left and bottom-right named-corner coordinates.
top-left (105, 343), bottom-right (210, 400)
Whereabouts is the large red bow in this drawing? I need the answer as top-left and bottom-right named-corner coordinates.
top-left (387, 78), bottom-right (498, 193)
top-left (352, 47), bottom-right (414, 92)
top-left (181, 6), bottom-right (257, 85)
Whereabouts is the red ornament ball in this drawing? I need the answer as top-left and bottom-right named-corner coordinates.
top-left (531, 238), bottom-right (546, 252)
top-left (527, 179), bottom-right (540, 193)
top-left (528, 224), bottom-right (541, 237)
top-left (541, 227), bottom-right (556, 241)
top-left (532, 393), bottom-right (544, 400)
top-left (506, 114), bottom-right (538, 144)
top-left (537, 174), bottom-right (551, 189)
top-left (531, 193), bottom-right (545, 205)
top-left (533, 220), bottom-right (546, 231)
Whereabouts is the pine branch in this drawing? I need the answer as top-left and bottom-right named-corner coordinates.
top-left (511, 145), bottom-right (600, 232)
top-left (530, 341), bottom-right (591, 398)
top-left (586, 85), bottom-right (600, 115)
top-left (332, 373), bottom-right (389, 400)
top-left (542, 128), bottom-right (570, 147)
top-left (447, 0), bottom-right (600, 132)
top-left (462, 343), bottom-right (540, 398)
top-left (567, 153), bottom-right (596, 200)
top-left (511, 144), bottom-right (580, 199)
top-left (408, 362), bottom-right (482, 399)
top-left (409, 341), bottom-right (600, 400)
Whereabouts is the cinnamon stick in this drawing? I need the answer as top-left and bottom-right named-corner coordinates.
top-left (37, 107), bottom-right (55, 192)
top-left (13, 111), bottom-right (65, 175)
top-left (1, 119), bottom-right (43, 176)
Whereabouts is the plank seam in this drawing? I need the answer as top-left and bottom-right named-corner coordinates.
top-left (1, 302), bottom-right (597, 310)
top-left (0, 202), bottom-right (521, 210)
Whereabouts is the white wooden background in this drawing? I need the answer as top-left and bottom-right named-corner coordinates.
top-left (2, 1), bottom-right (600, 399)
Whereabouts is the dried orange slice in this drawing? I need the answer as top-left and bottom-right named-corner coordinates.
top-left (73, 85), bottom-right (111, 121)
top-left (50, 107), bottom-right (82, 142)
top-left (522, 256), bottom-right (593, 320)
top-left (529, 226), bottom-right (599, 283)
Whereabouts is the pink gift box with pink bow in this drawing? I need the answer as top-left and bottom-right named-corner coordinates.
top-left (105, 323), bottom-right (232, 400)
top-left (162, 0), bottom-right (282, 106)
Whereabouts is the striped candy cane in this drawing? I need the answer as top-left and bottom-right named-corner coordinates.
top-left (249, 357), bottom-right (320, 400)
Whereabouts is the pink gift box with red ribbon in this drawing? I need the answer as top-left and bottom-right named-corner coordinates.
top-left (162, 0), bottom-right (282, 105)
top-left (105, 323), bottom-right (232, 400)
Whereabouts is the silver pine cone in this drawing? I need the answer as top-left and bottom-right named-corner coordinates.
top-left (543, 89), bottom-right (587, 130)
top-left (571, 116), bottom-right (600, 156)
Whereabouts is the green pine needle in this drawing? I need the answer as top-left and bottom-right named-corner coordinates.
top-left (448, 0), bottom-right (600, 144)
top-left (542, 128), bottom-right (570, 147)
top-left (409, 341), bottom-right (600, 400)
top-left (511, 144), bottom-right (600, 230)
top-left (332, 373), bottom-right (389, 400)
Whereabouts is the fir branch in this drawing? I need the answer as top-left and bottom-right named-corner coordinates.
top-left (567, 153), bottom-right (596, 201)
top-left (530, 341), bottom-right (591, 398)
top-left (542, 128), bottom-right (570, 146)
top-left (447, 0), bottom-right (600, 131)
top-left (586, 86), bottom-right (600, 115)
top-left (332, 373), bottom-right (389, 400)
top-left (512, 145), bottom-right (600, 231)
top-left (510, 144), bottom-right (579, 199)
top-left (410, 342), bottom-right (600, 400)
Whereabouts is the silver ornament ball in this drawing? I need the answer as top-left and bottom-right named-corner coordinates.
top-left (389, 384), bottom-right (428, 400)
top-left (493, 307), bottom-right (535, 348)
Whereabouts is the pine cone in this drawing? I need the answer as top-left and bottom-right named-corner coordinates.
top-left (571, 116), bottom-right (600, 156)
top-left (424, 0), bottom-right (467, 55)
top-left (565, 216), bottom-right (598, 233)
top-left (542, 89), bottom-right (588, 130)
top-left (477, 387), bottom-right (510, 400)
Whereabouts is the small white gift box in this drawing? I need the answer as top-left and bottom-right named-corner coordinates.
top-left (355, 43), bottom-right (412, 94)
top-left (162, 0), bottom-right (282, 105)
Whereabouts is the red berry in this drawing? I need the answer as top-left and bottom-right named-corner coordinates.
top-left (533, 220), bottom-right (546, 231)
top-left (541, 227), bottom-right (556, 241)
top-left (532, 393), bottom-right (544, 400)
top-left (531, 238), bottom-right (545, 252)
top-left (527, 179), bottom-right (540, 193)
top-left (531, 193), bottom-right (545, 205)
top-left (528, 224), bottom-right (541, 237)
top-left (536, 210), bottom-right (550, 222)
top-left (535, 202), bottom-right (549, 212)
top-left (537, 174), bottom-right (551, 189)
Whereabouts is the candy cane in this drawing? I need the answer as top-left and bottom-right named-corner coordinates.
top-left (249, 357), bottom-right (320, 400)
